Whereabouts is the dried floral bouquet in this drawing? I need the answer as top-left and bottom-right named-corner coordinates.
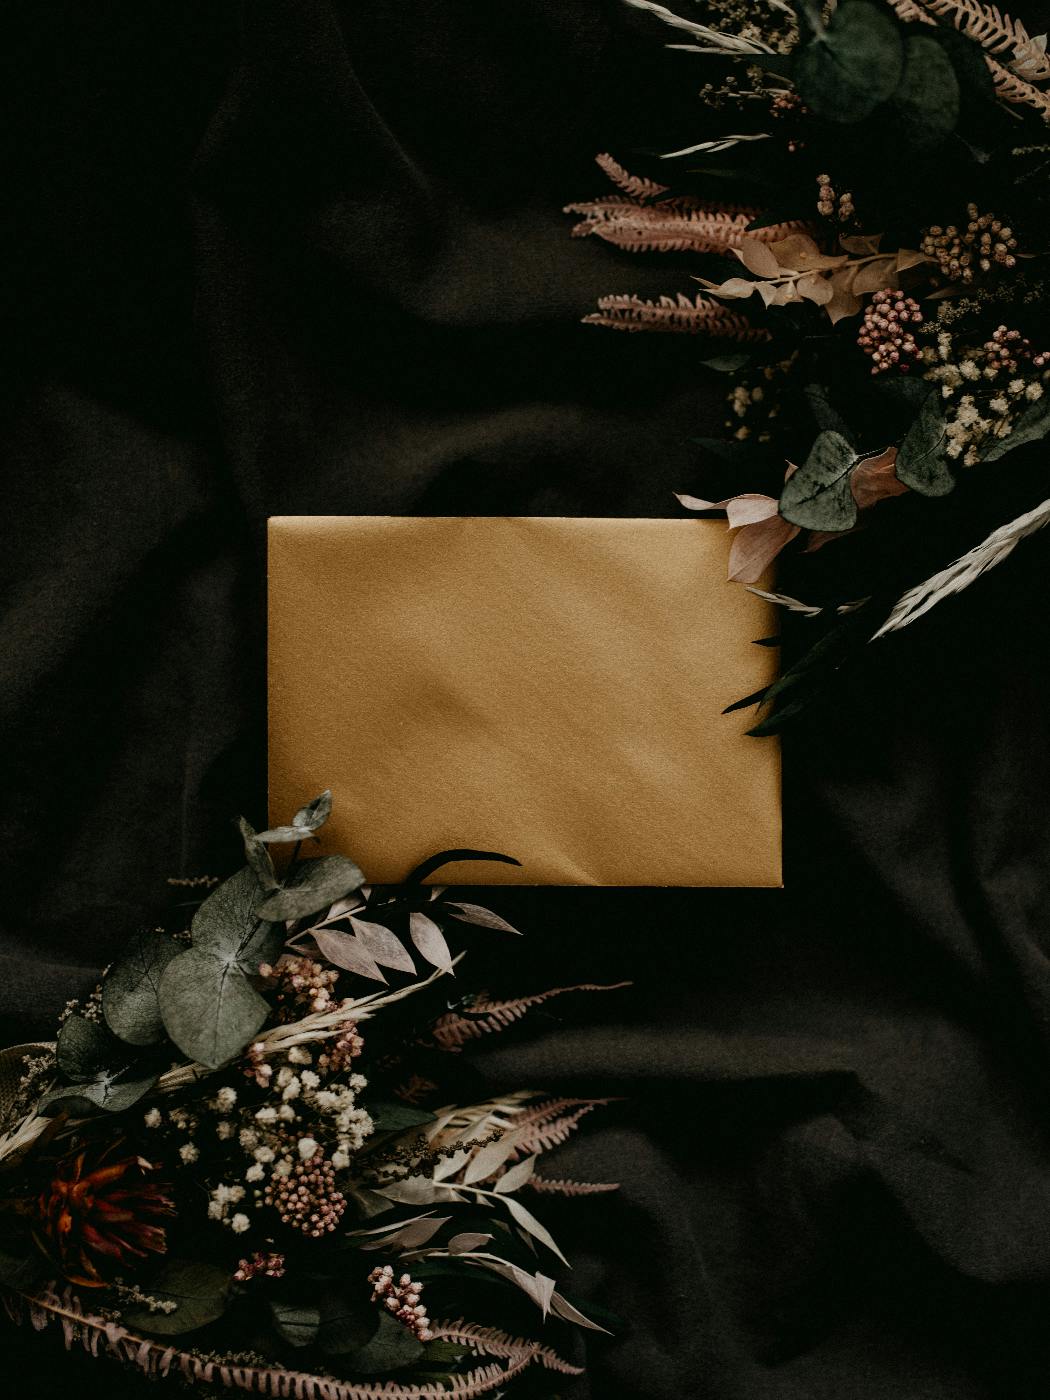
top-left (0, 792), bottom-right (622, 1398)
top-left (569, 0), bottom-right (1050, 730)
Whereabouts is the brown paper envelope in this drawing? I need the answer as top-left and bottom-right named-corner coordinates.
top-left (268, 516), bottom-right (781, 887)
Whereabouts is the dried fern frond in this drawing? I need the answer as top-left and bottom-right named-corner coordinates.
top-left (565, 195), bottom-right (806, 255)
top-left (6, 1285), bottom-right (542, 1399)
top-left (510, 1101), bottom-right (611, 1158)
top-left (431, 1319), bottom-right (584, 1376)
top-left (986, 56), bottom-right (1050, 115)
top-left (621, 0), bottom-right (774, 52)
top-left (914, 0), bottom-right (1050, 80)
top-left (594, 152), bottom-right (668, 201)
top-left (872, 495), bottom-right (1050, 637)
top-left (432, 982), bottom-right (630, 1051)
top-left (583, 292), bottom-right (771, 339)
top-left (527, 1175), bottom-right (621, 1197)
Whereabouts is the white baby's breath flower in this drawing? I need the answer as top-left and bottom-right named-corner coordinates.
top-left (255, 1107), bottom-right (277, 1124)
top-left (282, 1077), bottom-right (301, 1102)
top-left (331, 1149), bottom-right (350, 1171)
top-left (216, 1121), bottom-right (234, 1141)
top-left (245, 1163), bottom-right (265, 1183)
top-left (273, 1158), bottom-right (293, 1178)
top-left (230, 1213), bottom-right (250, 1234)
top-left (207, 1199), bottom-right (225, 1220)
top-left (254, 1145), bottom-right (275, 1164)
top-left (298, 1137), bottom-right (319, 1161)
top-left (216, 1086), bottom-right (238, 1112)
top-left (143, 1108), bottom-right (162, 1129)
top-left (1026, 382), bottom-right (1044, 401)
top-left (300, 1070), bottom-right (320, 1090)
top-left (287, 1046), bottom-right (312, 1065)
top-left (278, 1104), bottom-right (297, 1121)
top-left (239, 1128), bottom-right (259, 1151)
top-left (179, 1143), bottom-right (199, 1164)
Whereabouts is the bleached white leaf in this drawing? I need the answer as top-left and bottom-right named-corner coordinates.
top-left (409, 913), bottom-right (454, 975)
top-left (350, 917), bottom-right (416, 972)
top-left (312, 930), bottom-right (386, 983)
top-left (442, 902), bottom-right (521, 935)
top-left (461, 1253), bottom-right (555, 1316)
top-left (550, 1289), bottom-right (613, 1334)
top-left (462, 1128), bottom-right (527, 1185)
top-left (504, 1195), bottom-right (570, 1266)
top-left (358, 1214), bottom-right (452, 1250)
top-left (495, 1154), bottom-right (538, 1194)
top-left (448, 1232), bottom-right (493, 1254)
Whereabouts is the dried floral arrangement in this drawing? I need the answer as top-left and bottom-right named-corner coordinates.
top-left (569, 0), bottom-right (1050, 731)
top-left (0, 792), bottom-right (623, 1397)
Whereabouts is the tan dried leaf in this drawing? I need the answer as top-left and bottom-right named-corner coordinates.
top-left (734, 237), bottom-right (781, 278)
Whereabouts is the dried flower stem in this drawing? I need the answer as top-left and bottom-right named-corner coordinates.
top-left (872, 495), bottom-right (1050, 637)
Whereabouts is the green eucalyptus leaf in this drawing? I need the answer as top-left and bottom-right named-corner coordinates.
top-left (239, 817), bottom-right (279, 893)
top-left (980, 393), bottom-right (1050, 462)
top-left (795, 0), bottom-right (903, 123)
top-left (367, 1101), bottom-right (438, 1133)
top-left (159, 949), bottom-right (271, 1069)
top-left (37, 1067), bottom-right (157, 1115)
top-left (56, 1016), bottom-right (118, 1082)
top-left (123, 1260), bottom-right (231, 1335)
top-left (317, 1291), bottom-right (379, 1355)
top-left (895, 392), bottom-right (955, 495)
top-left (256, 790), bottom-right (333, 843)
top-left (102, 931), bottom-right (181, 1046)
top-left (191, 867), bottom-right (279, 966)
top-left (891, 34), bottom-right (960, 146)
top-left (269, 1299), bottom-right (321, 1348)
top-left (344, 1309), bottom-right (425, 1375)
top-left (258, 855), bottom-right (366, 922)
top-left (779, 430), bottom-right (859, 531)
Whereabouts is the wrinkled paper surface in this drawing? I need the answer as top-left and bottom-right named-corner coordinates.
top-left (269, 517), bottom-right (781, 886)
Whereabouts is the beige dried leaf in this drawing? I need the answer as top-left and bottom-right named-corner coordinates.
top-left (734, 237), bottom-right (781, 278)
top-left (797, 272), bottom-right (835, 305)
top-left (852, 256), bottom-right (899, 295)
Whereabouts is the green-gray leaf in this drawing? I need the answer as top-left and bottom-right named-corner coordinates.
top-left (895, 393), bottom-right (955, 496)
top-left (368, 1101), bottom-right (438, 1133)
top-left (795, 0), bottom-right (903, 123)
top-left (258, 855), bottom-right (366, 922)
top-left (239, 817), bottom-right (279, 893)
top-left (257, 789), bottom-right (333, 843)
top-left (344, 1310), bottom-right (424, 1375)
top-left (980, 394), bottom-right (1050, 462)
top-left (123, 1260), bottom-right (230, 1335)
top-left (102, 931), bottom-right (181, 1046)
top-left (191, 866), bottom-right (279, 964)
top-left (779, 431), bottom-right (859, 531)
top-left (56, 1016), bottom-right (120, 1082)
top-left (159, 948), bottom-right (271, 1069)
top-left (317, 1292), bottom-right (379, 1355)
top-left (891, 35), bottom-right (960, 146)
top-left (37, 1067), bottom-right (157, 1115)
top-left (269, 1299), bottom-right (321, 1348)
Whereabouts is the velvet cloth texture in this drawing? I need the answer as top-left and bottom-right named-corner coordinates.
top-left (5, 2), bottom-right (1050, 1396)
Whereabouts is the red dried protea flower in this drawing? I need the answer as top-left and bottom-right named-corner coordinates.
top-left (35, 1143), bottom-right (175, 1286)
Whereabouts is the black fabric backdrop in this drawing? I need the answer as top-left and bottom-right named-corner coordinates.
top-left (5, 3), bottom-right (1050, 1396)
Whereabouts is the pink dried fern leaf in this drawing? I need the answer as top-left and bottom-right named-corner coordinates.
top-left (594, 152), bottom-right (669, 201)
top-left (431, 981), bottom-right (630, 1051)
top-left (431, 1318), bottom-right (584, 1376)
top-left (583, 292), bottom-right (771, 339)
top-left (527, 1174), bottom-right (621, 1197)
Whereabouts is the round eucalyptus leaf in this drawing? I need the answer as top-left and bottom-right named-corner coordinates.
top-left (55, 1016), bottom-right (119, 1082)
top-left (779, 431), bottom-right (860, 531)
top-left (191, 866), bottom-right (276, 964)
top-left (343, 1309), bottom-right (424, 1374)
top-left (159, 948), bottom-right (271, 1069)
top-left (123, 1260), bottom-right (231, 1335)
top-left (795, 0), bottom-right (904, 124)
top-left (258, 855), bottom-right (366, 922)
top-left (269, 1298), bottom-right (321, 1348)
top-left (895, 393), bottom-right (955, 496)
top-left (102, 930), bottom-right (181, 1046)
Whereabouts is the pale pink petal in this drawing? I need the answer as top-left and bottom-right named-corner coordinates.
top-left (725, 493), bottom-right (781, 528)
top-left (727, 516), bottom-right (801, 582)
top-left (850, 446), bottom-right (909, 510)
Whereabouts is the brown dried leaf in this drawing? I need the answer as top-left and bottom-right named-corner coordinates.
top-left (849, 445), bottom-right (909, 510)
top-left (734, 237), bottom-right (781, 278)
top-left (728, 516), bottom-right (801, 583)
top-left (840, 233), bottom-right (884, 255)
top-left (770, 233), bottom-right (846, 272)
top-left (852, 256), bottom-right (898, 295)
top-left (797, 272), bottom-right (834, 305)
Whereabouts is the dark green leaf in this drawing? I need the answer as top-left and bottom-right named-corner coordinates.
top-left (368, 1101), bottom-right (438, 1133)
top-left (123, 1260), bottom-right (231, 1336)
top-left (403, 850), bottom-right (520, 885)
top-left (239, 817), bottom-right (279, 893)
top-left (779, 431), bottom-right (859, 531)
top-left (191, 867), bottom-right (280, 967)
top-left (795, 0), bottom-right (903, 123)
top-left (55, 1017), bottom-right (119, 1082)
top-left (258, 855), bottom-right (366, 922)
top-left (895, 392), bottom-right (955, 495)
top-left (804, 383), bottom-right (853, 439)
top-left (159, 948), bottom-right (271, 1069)
top-left (317, 1292), bottom-right (379, 1355)
top-left (890, 35), bottom-right (960, 146)
top-left (269, 1299), bottom-right (321, 1348)
top-left (344, 1310), bottom-right (424, 1375)
top-left (37, 1067), bottom-right (158, 1115)
top-left (980, 394), bottom-right (1050, 462)
top-left (102, 931), bottom-right (181, 1046)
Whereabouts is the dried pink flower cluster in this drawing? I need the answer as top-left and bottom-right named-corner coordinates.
top-left (983, 324), bottom-right (1049, 374)
top-left (368, 1265), bottom-right (433, 1342)
top-left (920, 206), bottom-right (1018, 285)
top-left (262, 1148), bottom-right (346, 1237)
top-left (233, 1251), bottom-right (286, 1282)
top-left (816, 174), bottom-right (854, 222)
top-left (857, 290), bottom-right (923, 374)
top-left (259, 956), bottom-right (340, 1015)
top-left (317, 1020), bottom-right (364, 1075)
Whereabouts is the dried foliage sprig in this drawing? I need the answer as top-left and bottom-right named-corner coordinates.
top-left (583, 292), bottom-right (771, 338)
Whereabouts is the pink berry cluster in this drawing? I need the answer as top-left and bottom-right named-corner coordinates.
top-left (368, 1265), bottom-right (433, 1342)
top-left (857, 289), bottom-right (923, 375)
top-left (259, 956), bottom-right (340, 1015)
top-left (983, 324), bottom-right (1049, 375)
top-left (233, 1250), bottom-right (286, 1282)
top-left (263, 1151), bottom-right (346, 1237)
top-left (317, 1020), bottom-right (364, 1075)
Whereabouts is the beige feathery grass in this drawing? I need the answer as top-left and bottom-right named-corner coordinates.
top-left (872, 495), bottom-right (1050, 638)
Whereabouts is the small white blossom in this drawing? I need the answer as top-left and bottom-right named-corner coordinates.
top-left (179, 1142), bottom-right (200, 1164)
top-left (298, 1136), bottom-right (319, 1161)
top-left (255, 1106), bottom-right (277, 1124)
top-left (216, 1121), bottom-right (234, 1140)
top-left (287, 1046), bottom-right (312, 1065)
top-left (207, 1200), bottom-right (225, 1220)
top-left (230, 1213), bottom-right (250, 1234)
top-left (331, 1149), bottom-right (350, 1170)
top-left (273, 1158), bottom-right (293, 1178)
top-left (143, 1108), bottom-right (162, 1129)
top-left (1026, 382), bottom-right (1044, 401)
top-left (254, 1145), bottom-right (275, 1164)
top-left (278, 1104), bottom-right (297, 1121)
top-left (300, 1070), bottom-right (320, 1090)
top-left (245, 1163), bottom-right (265, 1183)
top-left (216, 1086), bottom-right (238, 1112)
top-left (239, 1128), bottom-right (259, 1151)
top-left (282, 1077), bottom-right (302, 1102)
